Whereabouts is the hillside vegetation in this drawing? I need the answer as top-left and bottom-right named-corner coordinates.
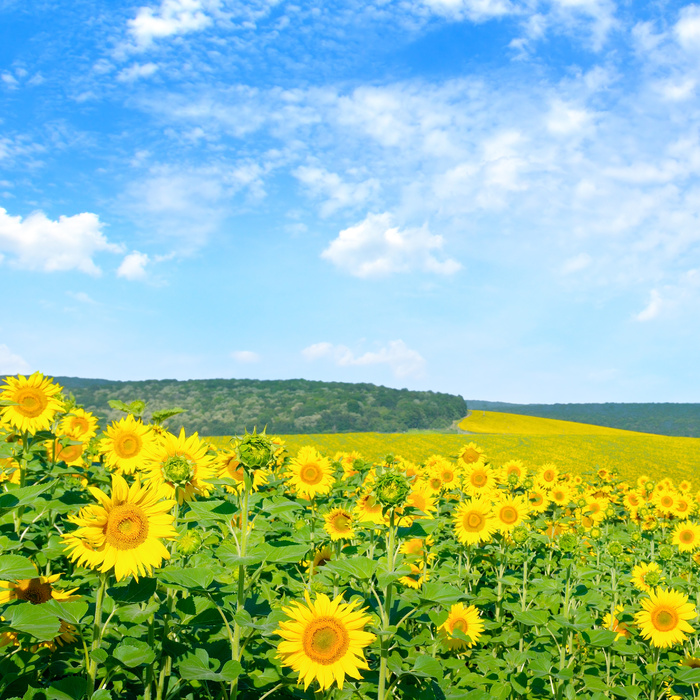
top-left (54, 376), bottom-right (467, 435)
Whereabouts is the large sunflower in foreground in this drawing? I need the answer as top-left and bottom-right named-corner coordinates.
top-left (100, 414), bottom-right (157, 475)
top-left (142, 428), bottom-right (216, 504)
top-left (635, 587), bottom-right (696, 648)
top-left (439, 603), bottom-right (484, 651)
top-left (0, 372), bottom-right (63, 434)
top-left (286, 446), bottom-right (334, 500)
top-left (453, 498), bottom-right (497, 545)
top-left (63, 474), bottom-right (177, 581)
top-left (276, 591), bottom-right (376, 691)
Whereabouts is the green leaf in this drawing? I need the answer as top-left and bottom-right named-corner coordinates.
top-left (674, 666), bottom-right (700, 684)
top-left (151, 407), bottom-right (186, 424)
top-left (5, 604), bottom-right (61, 641)
top-left (322, 557), bottom-right (377, 580)
top-left (0, 554), bottom-right (37, 580)
top-left (0, 483), bottom-right (53, 515)
top-left (582, 629), bottom-right (619, 647)
top-left (108, 577), bottom-right (158, 603)
top-left (46, 677), bottom-right (87, 700)
top-left (178, 649), bottom-right (242, 682)
top-left (42, 599), bottom-right (89, 625)
top-left (610, 686), bottom-right (641, 700)
top-left (411, 655), bottom-right (442, 678)
top-left (419, 581), bottom-right (468, 605)
top-left (158, 567), bottom-right (214, 590)
top-left (91, 691), bottom-right (112, 700)
top-left (511, 671), bottom-right (528, 694)
top-left (261, 541), bottom-right (310, 563)
top-left (114, 639), bottom-right (156, 667)
top-left (513, 610), bottom-right (549, 626)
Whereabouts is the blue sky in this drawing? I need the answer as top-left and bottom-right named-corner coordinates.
top-left (1, 0), bottom-right (700, 403)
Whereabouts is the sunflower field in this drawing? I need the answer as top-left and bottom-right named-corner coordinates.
top-left (2, 373), bottom-right (700, 700)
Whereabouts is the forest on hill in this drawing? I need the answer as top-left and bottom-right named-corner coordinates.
top-left (467, 400), bottom-right (700, 438)
top-left (54, 377), bottom-right (468, 436)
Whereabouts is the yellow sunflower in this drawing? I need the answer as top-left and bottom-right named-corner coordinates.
top-left (439, 603), bottom-right (484, 650)
top-left (287, 446), bottom-right (334, 500)
top-left (631, 561), bottom-right (664, 592)
top-left (0, 573), bottom-right (78, 605)
top-left (63, 474), bottom-right (178, 581)
top-left (603, 605), bottom-right (630, 641)
top-left (217, 449), bottom-right (269, 494)
top-left (462, 463), bottom-right (497, 498)
top-left (453, 498), bottom-right (497, 545)
top-left (501, 459), bottom-right (526, 485)
top-left (549, 483), bottom-right (574, 508)
top-left (528, 488), bottom-right (551, 514)
top-left (653, 490), bottom-right (679, 518)
top-left (353, 492), bottom-right (386, 526)
top-left (400, 536), bottom-right (436, 563)
top-left (100, 414), bottom-right (157, 475)
top-left (493, 496), bottom-right (530, 533)
top-left (404, 485), bottom-right (437, 519)
top-left (304, 546), bottom-right (333, 575)
top-left (672, 521), bottom-right (700, 553)
top-left (457, 442), bottom-right (486, 468)
top-left (324, 508), bottom-right (354, 541)
top-left (679, 480), bottom-right (693, 493)
top-left (334, 451), bottom-right (363, 479)
top-left (635, 587), bottom-right (697, 648)
top-left (46, 438), bottom-right (86, 467)
top-left (399, 563), bottom-right (429, 589)
top-left (0, 372), bottom-right (63, 434)
top-left (58, 408), bottom-right (98, 442)
top-left (536, 463), bottom-right (559, 488)
top-left (276, 591), bottom-right (376, 691)
top-left (674, 496), bottom-right (695, 519)
top-left (142, 428), bottom-right (216, 504)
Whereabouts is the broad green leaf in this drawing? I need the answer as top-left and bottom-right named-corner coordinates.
top-left (674, 666), bottom-right (700, 684)
top-left (261, 541), bottom-right (310, 563)
top-left (411, 655), bottom-right (442, 678)
top-left (158, 567), bottom-right (214, 590)
top-left (178, 649), bottom-right (242, 682)
top-left (322, 557), bottom-right (377, 580)
top-left (0, 554), bottom-right (37, 580)
top-left (511, 671), bottom-right (528, 694)
top-left (114, 639), bottom-right (156, 667)
top-left (215, 540), bottom-right (267, 567)
top-left (0, 483), bottom-right (53, 515)
top-left (420, 581), bottom-right (467, 605)
top-left (514, 610), bottom-right (549, 626)
top-left (42, 599), bottom-right (89, 625)
top-left (582, 629), bottom-right (618, 647)
top-left (610, 686), bottom-right (641, 700)
top-left (108, 576), bottom-right (158, 603)
top-left (46, 677), bottom-right (86, 700)
top-left (5, 604), bottom-right (61, 641)
top-left (91, 691), bottom-right (112, 700)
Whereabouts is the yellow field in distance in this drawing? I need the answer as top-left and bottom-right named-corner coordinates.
top-left (209, 411), bottom-right (700, 485)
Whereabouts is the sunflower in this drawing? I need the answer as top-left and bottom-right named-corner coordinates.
top-left (631, 561), bottom-right (664, 592)
top-left (422, 473), bottom-right (445, 497)
top-left (672, 521), bottom-right (700, 553)
top-left (305, 546), bottom-right (333, 575)
top-left (462, 463), bottom-right (497, 498)
top-left (46, 438), bottom-right (85, 467)
top-left (536, 464), bottom-right (559, 488)
top-left (528, 489), bottom-right (551, 514)
top-left (427, 456), bottom-right (460, 489)
top-left (0, 372), bottom-right (63, 434)
top-left (549, 483), bottom-right (574, 508)
top-left (399, 563), bottom-right (428, 589)
top-left (324, 508), bottom-right (354, 541)
top-left (58, 408), bottom-right (98, 442)
top-left (635, 587), bottom-right (697, 648)
top-left (674, 496), bottom-right (695, 519)
top-left (603, 605), bottom-right (630, 641)
top-left (100, 414), bottom-right (157, 475)
top-left (457, 442), bottom-right (486, 467)
top-left (453, 498), bottom-right (497, 545)
top-left (142, 428), bottom-right (216, 504)
top-left (287, 446), bottom-right (334, 500)
top-left (400, 536), bottom-right (435, 563)
top-left (623, 491), bottom-right (643, 512)
top-left (0, 573), bottom-right (78, 605)
top-left (653, 490), bottom-right (679, 518)
top-left (353, 492), bottom-right (386, 526)
top-left (217, 449), bottom-right (269, 494)
top-left (439, 603), bottom-right (484, 651)
top-left (0, 457), bottom-right (21, 485)
top-left (334, 451), bottom-right (363, 479)
top-left (679, 480), bottom-right (693, 493)
top-left (63, 474), bottom-right (178, 581)
top-left (404, 485), bottom-right (436, 518)
top-left (276, 591), bottom-right (376, 691)
top-left (501, 459), bottom-right (526, 485)
top-left (493, 496), bottom-right (530, 533)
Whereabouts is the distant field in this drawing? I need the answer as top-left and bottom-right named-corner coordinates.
top-left (209, 410), bottom-right (700, 485)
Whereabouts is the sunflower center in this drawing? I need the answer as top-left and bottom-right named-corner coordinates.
top-left (677, 502), bottom-right (689, 512)
top-left (303, 617), bottom-right (350, 665)
top-left (15, 388), bottom-right (48, 418)
top-left (17, 578), bottom-right (53, 605)
top-left (543, 470), bottom-right (555, 482)
top-left (70, 417), bottom-right (90, 435)
top-left (162, 455), bottom-right (195, 485)
top-left (464, 512), bottom-right (485, 531)
top-left (57, 444), bottom-right (83, 463)
top-left (471, 472), bottom-right (486, 487)
top-left (301, 463), bottom-right (322, 485)
top-left (442, 470), bottom-right (455, 483)
top-left (652, 607), bottom-right (679, 631)
top-left (681, 530), bottom-right (695, 543)
top-left (452, 618), bottom-right (468, 634)
top-left (661, 496), bottom-right (673, 508)
top-left (429, 478), bottom-right (442, 490)
top-left (409, 494), bottom-right (427, 511)
top-left (530, 493), bottom-right (544, 506)
top-left (499, 506), bottom-right (518, 524)
top-left (115, 432), bottom-right (142, 459)
top-left (645, 571), bottom-right (661, 587)
top-left (331, 514), bottom-right (351, 532)
top-left (105, 503), bottom-right (150, 550)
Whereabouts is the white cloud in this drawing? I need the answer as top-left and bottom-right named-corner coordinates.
top-left (117, 62), bottom-right (159, 82)
top-left (66, 291), bottom-right (98, 304)
top-left (0, 345), bottom-right (30, 375)
top-left (128, 0), bottom-right (216, 49)
top-left (117, 251), bottom-right (150, 280)
top-left (635, 289), bottom-right (663, 321)
top-left (302, 340), bottom-right (426, 378)
top-left (546, 100), bottom-right (595, 136)
top-left (231, 350), bottom-right (261, 363)
top-left (322, 212), bottom-right (461, 277)
top-left (293, 165), bottom-right (380, 217)
top-left (561, 253), bottom-right (592, 274)
top-left (0, 207), bottom-right (121, 275)
top-left (674, 4), bottom-right (700, 52)
top-left (421, 0), bottom-right (514, 21)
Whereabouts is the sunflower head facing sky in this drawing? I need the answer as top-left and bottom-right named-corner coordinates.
top-left (286, 446), bottom-right (335, 500)
top-left (276, 591), bottom-right (376, 691)
top-left (63, 474), bottom-right (178, 581)
top-left (0, 372), bottom-right (63, 434)
top-left (439, 603), bottom-right (484, 651)
top-left (453, 498), bottom-right (497, 546)
top-left (100, 414), bottom-right (157, 475)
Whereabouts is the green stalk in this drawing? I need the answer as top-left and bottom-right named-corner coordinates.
top-left (377, 509), bottom-right (396, 700)
top-left (87, 572), bottom-right (108, 698)
top-left (231, 478), bottom-right (251, 700)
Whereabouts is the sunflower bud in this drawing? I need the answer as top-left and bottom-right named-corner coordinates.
top-left (512, 527), bottom-right (529, 545)
top-left (607, 541), bottom-right (623, 557)
top-left (374, 472), bottom-right (410, 509)
top-left (177, 530), bottom-right (202, 556)
top-left (559, 532), bottom-right (577, 553)
top-left (645, 569), bottom-right (662, 587)
top-left (236, 432), bottom-right (274, 471)
top-left (657, 544), bottom-right (675, 561)
top-left (630, 531), bottom-right (642, 544)
top-left (589, 526), bottom-right (602, 540)
top-left (162, 455), bottom-right (195, 486)
top-left (522, 478), bottom-right (534, 490)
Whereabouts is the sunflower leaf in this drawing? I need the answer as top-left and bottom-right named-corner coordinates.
top-left (0, 554), bottom-right (37, 580)
top-left (5, 604), bottom-right (61, 641)
top-left (114, 639), bottom-right (156, 667)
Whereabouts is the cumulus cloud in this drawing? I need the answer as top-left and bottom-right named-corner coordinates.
top-left (561, 253), bottom-right (592, 275)
top-left (322, 212), bottom-right (461, 277)
top-left (0, 207), bottom-right (121, 275)
top-left (117, 62), bottom-right (159, 82)
top-left (674, 4), bottom-right (700, 52)
top-left (128, 0), bottom-right (216, 49)
top-left (117, 251), bottom-right (150, 280)
top-left (0, 345), bottom-right (30, 375)
top-left (420, 0), bottom-right (514, 22)
top-left (635, 289), bottom-right (663, 321)
top-left (231, 350), bottom-right (261, 363)
top-left (293, 166), bottom-right (380, 217)
top-left (302, 340), bottom-right (426, 378)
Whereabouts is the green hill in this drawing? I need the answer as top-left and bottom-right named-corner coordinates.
top-left (54, 377), bottom-right (467, 436)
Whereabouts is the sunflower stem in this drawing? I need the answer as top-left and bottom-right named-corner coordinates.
top-left (378, 509), bottom-right (396, 700)
top-left (87, 572), bottom-right (108, 699)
